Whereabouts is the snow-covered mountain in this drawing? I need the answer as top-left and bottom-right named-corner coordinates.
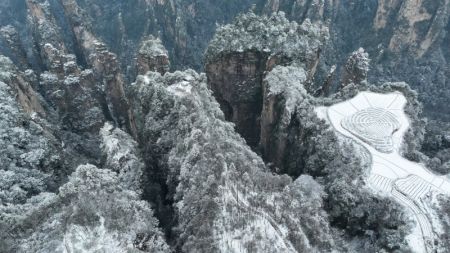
top-left (0, 1), bottom-right (449, 253)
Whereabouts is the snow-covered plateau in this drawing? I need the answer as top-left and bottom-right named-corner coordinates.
top-left (317, 91), bottom-right (450, 253)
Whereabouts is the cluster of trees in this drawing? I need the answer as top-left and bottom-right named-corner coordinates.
top-left (206, 11), bottom-right (416, 251)
top-left (0, 164), bottom-right (169, 253)
top-left (0, 122), bottom-right (169, 252)
top-left (436, 195), bottom-right (450, 252)
top-left (0, 56), bottom-right (64, 206)
top-left (1, 5), bottom-right (445, 252)
top-left (260, 63), bottom-right (412, 251)
top-left (100, 122), bottom-right (144, 192)
top-left (130, 69), bottom-right (345, 252)
top-left (268, 175), bottom-right (336, 251)
top-left (205, 11), bottom-right (329, 68)
top-left (340, 48), bottom-right (370, 89)
top-left (421, 120), bottom-right (450, 175)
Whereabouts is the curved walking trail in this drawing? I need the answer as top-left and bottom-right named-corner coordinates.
top-left (317, 91), bottom-right (450, 253)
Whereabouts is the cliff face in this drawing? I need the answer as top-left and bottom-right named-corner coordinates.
top-left (136, 36), bottom-right (170, 75)
top-left (0, 0), bottom-right (265, 73)
top-left (205, 50), bottom-right (269, 147)
top-left (262, 0), bottom-right (450, 121)
top-left (1, 0), bottom-right (447, 122)
top-left (260, 66), bottom-right (309, 173)
top-left (205, 12), bottom-right (328, 149)
top-left (203, 12), bottom-right (418, 252)
top-left (0, 0), bottom-right (144, 197)
top-left (129, 68), bottom-right (337, 253)
top-left (0, 1), bottom-right (449, 252)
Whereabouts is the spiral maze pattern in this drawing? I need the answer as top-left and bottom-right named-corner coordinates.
top-left (341, 107), bottom-right (401, 153)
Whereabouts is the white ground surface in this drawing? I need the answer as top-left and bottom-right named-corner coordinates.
top-left (316, 91), bottom-right (450, 253)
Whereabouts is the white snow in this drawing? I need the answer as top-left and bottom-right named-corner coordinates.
top-left (341, 107), bottom-right (401, 153)
top-left (316, 91), bottom-right (450, 253)
top-left (63, 216), bottom-right (127, 253)
top-left (215, 164), bottom-right (296, 253)
top-left (166, 81), bottom-right (192, 97)
top-left (139, 37), bottom-right (168, 57)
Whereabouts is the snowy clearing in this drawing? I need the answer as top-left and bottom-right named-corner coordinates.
top-left (316, 91), bottom-right (450, 253)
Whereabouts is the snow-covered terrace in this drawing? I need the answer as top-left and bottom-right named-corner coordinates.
top-left (317, 91), bottom-right (450, 253)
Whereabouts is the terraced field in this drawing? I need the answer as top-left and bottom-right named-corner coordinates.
top-left (342, 107), bottom-right (400, 153)
top-left (317, 91), bottom-right (450, 253)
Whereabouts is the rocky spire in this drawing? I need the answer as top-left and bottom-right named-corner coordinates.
top-left (340, 47), bottom-right (370, 88)
top-left (136, 36), bottom-right (170, 75)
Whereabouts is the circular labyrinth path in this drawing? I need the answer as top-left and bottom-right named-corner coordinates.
top-left (342, 107), bottom-right (400, 153)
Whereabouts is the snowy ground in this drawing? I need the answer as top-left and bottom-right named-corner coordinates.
top-left (316, 91), bottom-right (450, 253)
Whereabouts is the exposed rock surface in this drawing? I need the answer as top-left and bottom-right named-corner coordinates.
top-left (60, 0), bottom-right (138, 138)
top-left (0, 0), bottom-right (269, 73)
top-left (260, 65), bottom-right (308, 172)
top-left (0, 1), bottom-right (448, 253)
top-left (136, 36), bottom-right (170, 75)
top-left (340, 48), bottom-right (371, 88)
top-left (0, 0), bottom-right (447, 123)
top-left (262, 0), bottom-right (450, 123)
top-left (205, 12), bottom-right (328, 148)
top-left (130, 69), bottom-right (337, 252)
top-left (0, 25), bottom-right (28, 69)
top-left (0, 56), bottom-right (62, 205)
top-left (0, 0), bottom-right (142, 205)
top-left (205, 50), bottom-right (268, 147)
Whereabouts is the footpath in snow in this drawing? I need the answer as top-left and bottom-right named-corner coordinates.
top-left (316, 91), bottom-right (450, 253)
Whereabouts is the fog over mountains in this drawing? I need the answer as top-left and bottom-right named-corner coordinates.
top-left (0, 1), bottom-right (449, 252)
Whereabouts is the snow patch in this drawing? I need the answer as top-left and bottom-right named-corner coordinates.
top-left (63, 216), bottom-right (126, 253)
top-left (166, 81), bottom-right (192, 97)
top-left (316, 91), bottom-right (450, 253)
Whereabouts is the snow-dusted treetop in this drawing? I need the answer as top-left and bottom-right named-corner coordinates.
top-left (205, 11), bottom-right (328, 63)
top-left (138, 36), bottom-right (169, 57)
top-left (264, 65), bottom-right (308, 126)
top-left (341, 47), bottom-right (371, 86)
